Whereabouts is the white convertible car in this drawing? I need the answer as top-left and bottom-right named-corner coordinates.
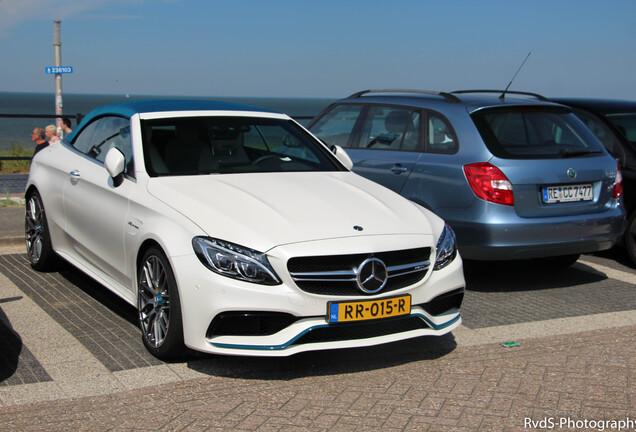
top-left (25, 100), bottom-right (464, 359)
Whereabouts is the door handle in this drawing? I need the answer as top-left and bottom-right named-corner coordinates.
top-left (390, 165), bottom-right (408, 174)
top-left (69, 170), bottom-right (81, 183)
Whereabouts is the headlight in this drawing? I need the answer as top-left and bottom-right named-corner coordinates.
top-left (193, 237), bottom-right (281, 285)
top-left (434, 224), bottom-right (457, 270)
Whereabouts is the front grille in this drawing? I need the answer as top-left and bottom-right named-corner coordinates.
top-left (288, 248), bottom-right (431, 296)
top-left (292, 316), bottom-right (429, 346)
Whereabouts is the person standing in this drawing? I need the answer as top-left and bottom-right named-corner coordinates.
top-left (60, 117), bottom-right (72, 137)
top-left (45, 125), bottom-right (61, 144)
top-left (31, 128), bottom-right (48, 156)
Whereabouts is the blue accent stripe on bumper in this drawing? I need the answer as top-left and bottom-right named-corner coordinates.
top-left (209, 313), bottom-right (461, 351)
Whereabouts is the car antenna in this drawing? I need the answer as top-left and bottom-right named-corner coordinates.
top-left (500, 52), bottom-right (531, 100)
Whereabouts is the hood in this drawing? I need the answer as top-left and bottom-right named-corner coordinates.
top-left (147, 172), bottom-right (437, 252)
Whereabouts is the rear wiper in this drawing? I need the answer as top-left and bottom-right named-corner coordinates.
top-left (559, 149), bottom-right (602, 158)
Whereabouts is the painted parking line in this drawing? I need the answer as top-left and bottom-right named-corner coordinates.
top-left (0, 254), bottom-right (163, 372)
top-left (577, 256), bottom-right (636, 284)
top-left (0, 268), bottom-right (206, 406)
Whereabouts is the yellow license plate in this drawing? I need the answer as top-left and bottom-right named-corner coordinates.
top-left (328, 295), bottom-right (411, 323)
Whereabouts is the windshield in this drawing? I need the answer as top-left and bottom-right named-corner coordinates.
top-left (142, 116), bottom-right (342, 176)
top-left (472, 106), bottom-right (606, 159)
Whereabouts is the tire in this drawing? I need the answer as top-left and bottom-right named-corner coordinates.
top-left (25, 191), bottom-right (59, 271)
top-left (625, 212), bottom-right (636, 266)
top-left (137, 247), bottom-right (185, 360)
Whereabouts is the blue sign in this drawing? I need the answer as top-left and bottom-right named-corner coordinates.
top-left (45, 66), bottom-right (73, 74)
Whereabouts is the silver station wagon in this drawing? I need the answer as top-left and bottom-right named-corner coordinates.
top-left (308, 90), bottom-right (625, 266)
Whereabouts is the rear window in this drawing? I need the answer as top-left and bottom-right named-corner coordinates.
top-left (472, 106), bottom-right (606, 159)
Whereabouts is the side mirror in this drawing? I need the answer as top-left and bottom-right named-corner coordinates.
top-left (331, 145), bottom-right (354, 170)
top-left (104, 147), bottom-right (126, 187)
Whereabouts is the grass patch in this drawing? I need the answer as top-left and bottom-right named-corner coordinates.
top-left (0, 144), bottom-right (32, 174)
top-left (0, 191), bottom-right (24, 207)
top-left (0, 198), bottom-right (24, 207)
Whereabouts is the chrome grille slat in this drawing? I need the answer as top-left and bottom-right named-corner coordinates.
top-left (290, 270), bottom-right (356, 281)
top-left (387, 260), bottom-right (431, 277)
top-left (291, 261), bottom-right (431, 281)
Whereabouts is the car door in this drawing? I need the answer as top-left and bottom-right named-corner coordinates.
top-left (346, 106), bottom-right (422, 193)
top-left (311, 104), bottom-right (422, 194)
top-left (63, 116), bottom-right (135, 291)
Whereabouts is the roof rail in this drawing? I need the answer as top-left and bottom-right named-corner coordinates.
top-left (451, 89), bottom-right (549, 102)
top-left (348, 89), bottom-right (461, 104)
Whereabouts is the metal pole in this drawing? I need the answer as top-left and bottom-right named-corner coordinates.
top-left (53, 20), bottom-right (63, 135)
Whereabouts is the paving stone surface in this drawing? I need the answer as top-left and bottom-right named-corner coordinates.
top-left (0, 205), bottom-right (634, 430)
top-left (1, 251), bottom-right (634, 384)
top-left (0, 325), bottom-right (633, 431)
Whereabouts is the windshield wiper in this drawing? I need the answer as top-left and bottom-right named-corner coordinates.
top-left (559, 149), bottom-right (602, 158)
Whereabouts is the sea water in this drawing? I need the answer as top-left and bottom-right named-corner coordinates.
top-left (0, 92), bottom-right (335, 152)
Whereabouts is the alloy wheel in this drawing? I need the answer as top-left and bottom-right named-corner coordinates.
top-left (138, 255), bottom-right (171, 348)
top-left (25, 195), bottom-right (44, 264)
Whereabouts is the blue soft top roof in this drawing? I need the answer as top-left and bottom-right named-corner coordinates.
top-left (85, 98), bottom-right (273, 119)
top-left (70, 99), bottom-right (276, 141)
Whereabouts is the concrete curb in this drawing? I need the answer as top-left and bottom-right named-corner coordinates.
top-left (0, 237), bottom-right (24, 247)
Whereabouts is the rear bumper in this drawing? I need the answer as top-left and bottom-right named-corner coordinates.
top-left (448, 206), bottom-right (625, 261)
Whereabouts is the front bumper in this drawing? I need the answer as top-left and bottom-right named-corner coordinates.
top-left (171, 235), bottom-right (465, 356)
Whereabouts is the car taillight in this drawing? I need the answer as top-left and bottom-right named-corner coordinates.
top-left (463, 162), bottom-right (514, 206)
top-left (613, 161), bottom-right (623, 199)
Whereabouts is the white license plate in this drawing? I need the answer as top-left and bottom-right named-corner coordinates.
top-left (542, 184), bottom-right (593, 204)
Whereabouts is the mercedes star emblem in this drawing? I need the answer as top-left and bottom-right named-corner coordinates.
top-left (356, 258), bottom-right (388, 294)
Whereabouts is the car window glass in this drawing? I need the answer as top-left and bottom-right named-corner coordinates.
top-left (606, 113), bottom-right (636, 145)
top-left (358, 106), bottom-right (415, 150)
top-left (243, 124), bottom-right (320, 163)
top-left (310, 104), bottom-right (364, 148)
top-left (71, 120), bottom-right (100, 154)
top-left (473, 107), bottom-right (605, 159)
top-left (85, 117), bottom-right (133, 174)
top-left (573, 111), bottom-right (621, 155)
top-left (427, 114), bottom-right (457, 153)
top-left (401, 111), bottom-right (421, 150)
top-left (142, 116), bottom-right (340, 176)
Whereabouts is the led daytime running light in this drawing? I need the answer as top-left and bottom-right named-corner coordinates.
top-left (193, 237), bottom-right (281, 285)
top-left (434, 225), bottom-right (457, 270)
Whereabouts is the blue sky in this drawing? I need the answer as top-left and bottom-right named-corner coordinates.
top-left (1, 0), bottom-right (636, 99)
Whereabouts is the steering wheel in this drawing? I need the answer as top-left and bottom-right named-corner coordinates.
top-left (251, 155), bottom-right (281, 165)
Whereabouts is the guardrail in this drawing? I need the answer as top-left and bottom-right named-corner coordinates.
top-left (0, 113), bottom-right (83, 121)
top-left (0, 157), bottom-right (32, 171)
top-left (0, 113), bottom-right (81, 170)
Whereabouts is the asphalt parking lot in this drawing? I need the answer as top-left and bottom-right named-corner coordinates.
top-left (0, 205), bottom-right (634, 430)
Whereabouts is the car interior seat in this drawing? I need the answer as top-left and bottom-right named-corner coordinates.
top-left (162, 123), bottom-right (213, 174)
top-left (211, 130), bottom-right (249, 171)
top-left (145, 129), bottom-right (171, 175)
top-left (383, 110), bottom-right (410, 149)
